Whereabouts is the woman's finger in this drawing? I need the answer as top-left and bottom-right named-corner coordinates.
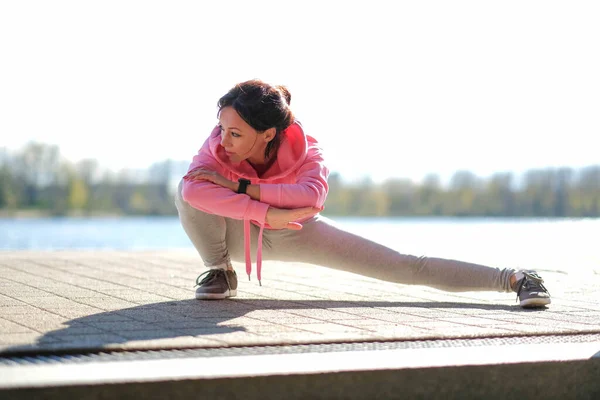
top-left (286, 222), bottom-right (303, 230)
top-left (184, 173), bottom-right (209, 181)
top-left (292, 207), bottom-right (319, 219)
top-left (185, 168), bottom-right (210, 177)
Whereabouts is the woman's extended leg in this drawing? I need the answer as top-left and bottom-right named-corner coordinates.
top-left (265, 215), bottom-right (514, 293)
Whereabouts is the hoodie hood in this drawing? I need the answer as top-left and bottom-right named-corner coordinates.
top-left (207, 121), bottom-right (308, 181)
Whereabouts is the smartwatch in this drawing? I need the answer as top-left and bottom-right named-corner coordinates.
top-left (237, 178), bottom-right (251, 194)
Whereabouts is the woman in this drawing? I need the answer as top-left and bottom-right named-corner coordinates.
top-left (175, 79), bottom-right (551, 308)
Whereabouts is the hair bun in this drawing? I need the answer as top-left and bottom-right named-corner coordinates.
top-left (276, 85), bottom-right (292, 105)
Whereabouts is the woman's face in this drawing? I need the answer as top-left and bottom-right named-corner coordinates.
top-left (218, 106), bottom-right (266, 164)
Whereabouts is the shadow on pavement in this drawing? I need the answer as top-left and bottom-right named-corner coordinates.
top-left (4, 298), bottom-right (544, 355)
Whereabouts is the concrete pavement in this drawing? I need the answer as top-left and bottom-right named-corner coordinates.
top-left (1, 250), bottom-right (599, 398)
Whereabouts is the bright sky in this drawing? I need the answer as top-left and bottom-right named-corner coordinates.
top-left (1, 1), bottom-right (599, 183)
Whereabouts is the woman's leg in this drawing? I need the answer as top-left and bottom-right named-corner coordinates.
top-left (176, 180), bottom-right (264, 299)
top-left (174, 180), bottom-right (250, 268)
top-left (265, 215), bottom-right (514, 293)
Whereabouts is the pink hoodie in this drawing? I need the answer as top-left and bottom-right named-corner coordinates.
top-left (181, 121), bottom-right (329, 284)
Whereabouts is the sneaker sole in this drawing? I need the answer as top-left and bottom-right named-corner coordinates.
top-left (195, 289), bottom-right (237, 300)
top-left (520, 297), bottom-right (551, 308)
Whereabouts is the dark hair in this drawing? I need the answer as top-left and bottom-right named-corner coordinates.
top-left (217, 79), bottom-right (294, 160)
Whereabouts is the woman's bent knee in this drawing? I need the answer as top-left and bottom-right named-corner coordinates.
top-left (175, 179), bottom-right (215, 222)
top-left (175, 179), bottom-right (191, 213)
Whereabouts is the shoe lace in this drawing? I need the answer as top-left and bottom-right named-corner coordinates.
top-left (194, 269), bottom-right (232, 291)
top-left (516, 271), bottom-right (550, 301)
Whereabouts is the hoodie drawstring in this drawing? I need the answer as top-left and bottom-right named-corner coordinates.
top-left (243, 219), bottom-right (264, 286)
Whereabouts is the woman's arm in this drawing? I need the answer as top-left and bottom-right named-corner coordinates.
top-left (184, 167), bottom-right (262, 200)
top-left (181, 143), bottom-right (269, 223)
top-left (183, 135), bottom-right (328, 219)
top-left (182, 178), bottom-right (269, 222)
top-left (185, 141), bottom-right (328, 207)
top-left (244, 184), bottom-right (261, 201)
top-left (184, 173), bottom-right (319, 229)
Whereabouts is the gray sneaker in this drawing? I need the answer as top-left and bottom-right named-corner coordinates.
top-left (515, 271), bottom-right (551, 308)
top-left (195, 269), bottom-right (238, 300)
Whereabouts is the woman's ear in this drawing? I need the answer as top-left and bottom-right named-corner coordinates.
top-left (263, 127), bottom-right (276, 143)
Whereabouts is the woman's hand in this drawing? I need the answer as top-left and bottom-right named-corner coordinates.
top-left (266, 206), bottom-right (321, 230)
top-left (183, 168), bottom-right (235, 191)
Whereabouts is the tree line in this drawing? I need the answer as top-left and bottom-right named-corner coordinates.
top-left (1, 142), bottom-right (599, 218)
top-left (0, 143), bottom-right (186, 216)
top-left (326, 168), bottom-right (600, 217)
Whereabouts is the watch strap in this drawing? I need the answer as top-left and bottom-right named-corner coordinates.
top-left (237, 178), bottom-right (251, 194)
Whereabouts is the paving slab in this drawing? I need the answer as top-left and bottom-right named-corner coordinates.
top-left (1, 250), bottom-right (600, 399)
top-left (0, 250), bottom-right (599, 354)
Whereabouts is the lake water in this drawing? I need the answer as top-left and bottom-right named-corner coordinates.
top-left (1, 216), bottom-right (598, 276)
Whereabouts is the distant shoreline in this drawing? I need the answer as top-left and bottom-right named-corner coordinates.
top-left (0, 210), bottom-right (127, 219)
top-left (0, 210), bottom-right (596, 221)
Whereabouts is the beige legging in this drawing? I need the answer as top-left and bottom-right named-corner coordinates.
top-left (175, 182), bottom-right (515, 293)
